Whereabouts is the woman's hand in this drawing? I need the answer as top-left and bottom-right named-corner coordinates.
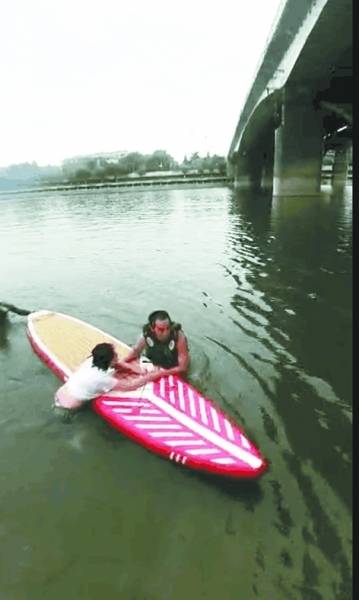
top-left (115, 360), bottom-right (146, 375)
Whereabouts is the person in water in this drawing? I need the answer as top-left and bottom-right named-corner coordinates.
top-left (122, 310), bottom-right (189, 377)
top-left (54, 342), bottom-right (159, 411)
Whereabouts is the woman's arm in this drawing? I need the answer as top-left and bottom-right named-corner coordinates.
top-left (112, 369), bottom-right (160, 391)
top-left (115, 359), bottom-right (145, 375)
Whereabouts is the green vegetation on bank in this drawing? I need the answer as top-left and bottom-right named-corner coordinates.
top-left (0, 150), bottom-right (228, 190)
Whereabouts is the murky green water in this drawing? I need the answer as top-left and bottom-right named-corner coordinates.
top-left (0, 184), bottom-right (352, 599)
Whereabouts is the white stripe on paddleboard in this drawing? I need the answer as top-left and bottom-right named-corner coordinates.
top-left (166, 440), bottom-right (205, 447)
top-left (122, 416), bottom-right (171, 422)
top-left (105, 390), bottom-right (143, 398)
top-left (198, 396), bottom-right (208, 426)
top-left (136, 424), bottom-right (182, 430)
top-left (143, 386), bottom-right (263, 470)
top-left (240, 434), bottom-right (251, 449)
top-left (186, 448), bottom-right (219, 456)
top-left (188, 387), bottom-right (197, 418)
top-left (112, 408), bottom-right (161, 415)
top-left (212, 457), bottom-right (236, 465)
top-left (105, 389), bottom-right (147, 399)
top-left (178, 380), bottom-right (186, 411)
top-left (103, 401), bottom-right (150, 407)
top-left (224, 419), bottom-right (235, 441)
top-left (160, 378), bottom-right (165, 397)
top-left (149, 432), bottom-right (194, 438)
top-left (210, 407), bottom-right (221, 433)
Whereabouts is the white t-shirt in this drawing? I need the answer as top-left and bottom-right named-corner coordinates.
top-left (66, 358), bottom-right (118, 401)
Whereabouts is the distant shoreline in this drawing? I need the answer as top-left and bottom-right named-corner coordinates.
top-left (1, 165), bottom-right (351, 196)
top-left (0, 174), bottom-right (231, 195)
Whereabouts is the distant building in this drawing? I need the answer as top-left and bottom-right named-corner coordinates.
top-left (62, 150), bottom-right (128, 173)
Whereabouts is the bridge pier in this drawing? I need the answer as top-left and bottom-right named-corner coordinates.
top-left (260, 132), bottom-right (274, 192)
top-left (273, 87), bottom-right (323, 196)
top-left (228, 0), bottom-right (352, 198)
top-left (233, 153), bottom-right (261, 191)
top-left (332, 141), bottom-right (351, 188)
top-left (234, 130), bottom-right (274, 193)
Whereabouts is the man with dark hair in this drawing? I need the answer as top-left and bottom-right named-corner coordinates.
top-left (122, 310), bottom-right (189, 378)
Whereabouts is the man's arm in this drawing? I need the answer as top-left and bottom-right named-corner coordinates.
top-left (121, 336), bottom-right (146, 363)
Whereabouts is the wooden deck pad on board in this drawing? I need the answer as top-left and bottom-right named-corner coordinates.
top-left (29, 311), bottom-right (130, 373)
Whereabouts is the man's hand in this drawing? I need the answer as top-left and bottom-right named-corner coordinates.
top-left (145, 366), bottom-right (165, 381)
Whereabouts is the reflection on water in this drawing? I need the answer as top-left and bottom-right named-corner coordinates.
top-left (0, 185), bottom-right (352, 599)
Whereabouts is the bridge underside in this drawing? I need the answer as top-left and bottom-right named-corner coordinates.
top-left (228, 0), bottom-right (352, 196)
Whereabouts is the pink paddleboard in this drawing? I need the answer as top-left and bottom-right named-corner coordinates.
top-left (27, 311), bottom-right (268, 479)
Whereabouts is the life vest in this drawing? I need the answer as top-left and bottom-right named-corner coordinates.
top-left (142, 322), bottom-right (182, 368)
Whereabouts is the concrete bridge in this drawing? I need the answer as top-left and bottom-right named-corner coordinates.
top-left (227, 0), bottom-right (352, 195)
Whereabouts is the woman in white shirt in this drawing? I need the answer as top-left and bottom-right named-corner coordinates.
top-left (54, 342), bottom-right (159, 411)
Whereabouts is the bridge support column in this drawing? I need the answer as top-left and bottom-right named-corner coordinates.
top-left (332, 142), bottom-right (351, 188)
top-left (234, 133), bottom-right (274, 193)
top-left (233, 153), bottom-right (261, 190)
top-left (260, 131), bottom-right (274, 191)
top-left (273, 87), bottom-right (323, 196)
top-left (233, 153), bottom-right (250, 188)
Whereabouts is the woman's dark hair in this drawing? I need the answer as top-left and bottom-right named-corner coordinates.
top-left (148, 310), bottom-right (172, 327)
top-left (91, 342), bottom-right (115, 371)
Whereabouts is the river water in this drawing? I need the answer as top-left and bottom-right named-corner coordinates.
top-left (0, 184), bottom-right (352, 599)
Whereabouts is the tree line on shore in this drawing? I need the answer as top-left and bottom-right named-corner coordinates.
top-left (63, 150), bottom-right (227, 183)
top-left (0, 150), bottom-right (228, 189)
